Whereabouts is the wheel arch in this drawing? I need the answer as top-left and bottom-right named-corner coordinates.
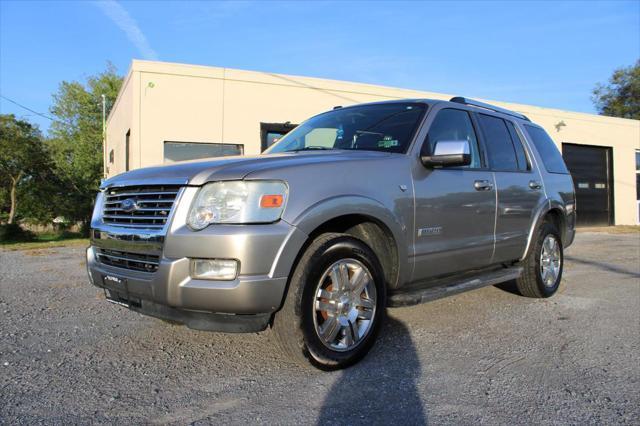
top-left (273, 195), bottom-right (408, 292)
top-left (521, 200), bottom-right (569, 261)
top-left (307, 214), bottom-right (400, 291)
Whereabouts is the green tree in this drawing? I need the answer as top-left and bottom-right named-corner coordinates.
top-left (592, 60), bottom-right (640, 120)
top-left (47, 64), bottom-right (123, 223)
top-left (0, 114), bottom-right (53, 224)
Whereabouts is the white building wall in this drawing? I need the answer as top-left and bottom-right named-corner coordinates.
top-left (106, 60), bottom-right (640, 225)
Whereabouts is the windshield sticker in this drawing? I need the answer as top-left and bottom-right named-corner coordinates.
top-left (378, 137), bottom-right (399, 148)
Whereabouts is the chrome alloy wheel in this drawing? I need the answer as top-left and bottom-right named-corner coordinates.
top-left (540, 234), bottom-right (561, 287)
top-left (313, 259), bottom-right (377, 352)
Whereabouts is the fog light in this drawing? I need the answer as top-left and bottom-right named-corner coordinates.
top-left (190, 259), bottom-right (239, 280)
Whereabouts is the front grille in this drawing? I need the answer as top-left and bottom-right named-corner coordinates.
top-left (97, 248), bottom-right (160, 273)
top-left (102, 185), bottom-right (181, 229)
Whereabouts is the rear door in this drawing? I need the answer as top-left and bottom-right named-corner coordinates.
top-left (476, 113), bottom-right (544, 263)
top-left (411, 106), bottom-right (496, 281)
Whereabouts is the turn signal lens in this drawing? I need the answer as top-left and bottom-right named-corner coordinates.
top-left (260, 194), bottom-right (284, 208)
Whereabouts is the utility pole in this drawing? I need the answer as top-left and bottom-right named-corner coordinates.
top-left (101, 94), bottom-right (107, 178)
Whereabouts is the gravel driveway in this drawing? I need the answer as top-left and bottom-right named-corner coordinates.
top-left (1, 231), bottom-right (639, 425)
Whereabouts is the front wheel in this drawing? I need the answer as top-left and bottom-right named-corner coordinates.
top-left (272, 233), bottom-right (386, 370)
top-left (516, 221), bottom-right (564, 298)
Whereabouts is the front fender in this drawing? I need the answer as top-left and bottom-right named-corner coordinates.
top-left (271, 195), bottom-right (410, 289)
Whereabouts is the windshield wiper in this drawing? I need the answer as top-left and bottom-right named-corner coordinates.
top-left (285, 146), bottom-right (334, 152)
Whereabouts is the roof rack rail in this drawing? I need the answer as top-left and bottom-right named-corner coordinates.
top-left (450, 96), bottom-right (530, 121)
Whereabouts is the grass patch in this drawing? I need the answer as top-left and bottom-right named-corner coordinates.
top-left (1, 235), bottom-right (89, 251)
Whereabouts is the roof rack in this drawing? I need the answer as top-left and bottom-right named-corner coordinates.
top-left (450, 96), bottom-right (530, 121)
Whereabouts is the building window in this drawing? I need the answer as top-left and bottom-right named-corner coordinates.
top-left (109, 149), bottom-right (114, 164)
top-left (164, 141), bottom-right (244, 163)
top-left (125, 130), bottom-right (130, 171)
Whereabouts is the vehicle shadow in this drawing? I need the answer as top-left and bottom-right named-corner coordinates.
top-left (494, 253), bottom-right (640, 297)
top-left (494, 279), bottom-right (520, 296)
top-left (317, 315), bottom-right (428, 425)
top-left (564, 255), bottom-right (640, 278)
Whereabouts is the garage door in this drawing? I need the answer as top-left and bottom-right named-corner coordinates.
top-left (562, 143), bottom-right (614, 226)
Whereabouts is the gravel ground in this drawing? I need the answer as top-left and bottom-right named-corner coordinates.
top-left (1, 231), bottom-right (639, 425)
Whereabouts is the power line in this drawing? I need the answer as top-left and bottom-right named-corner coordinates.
top-left (0, 94), bottom-right (58, 122)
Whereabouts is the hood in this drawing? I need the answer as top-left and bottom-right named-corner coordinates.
top-left (101, 150), bottom-right (392, 188)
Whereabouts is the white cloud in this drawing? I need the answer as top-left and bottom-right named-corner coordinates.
top-left (94, 0), bottom-right (158, 60)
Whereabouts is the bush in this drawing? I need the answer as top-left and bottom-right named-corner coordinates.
top-left (79, 221), bottom-right (91, 237)
top-left (0, 223), bottom-right (35, 242)
top-left (58, 230), bottom-right (82, 239)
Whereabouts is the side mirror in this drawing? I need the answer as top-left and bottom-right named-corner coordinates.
top-left (421, 140), bottom-right (471, 168)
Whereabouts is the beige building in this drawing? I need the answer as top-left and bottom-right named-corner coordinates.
top-left (106, 60), bottom-right (640, 226)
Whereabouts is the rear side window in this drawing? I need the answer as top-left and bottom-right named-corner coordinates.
top-left (524, 125), bottom-right (569, 174)
top-left (477, 114), bottom-right (519, 171)
top-left (505, 121), bottom-right (529, 171)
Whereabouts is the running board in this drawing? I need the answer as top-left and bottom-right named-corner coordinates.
top-left (388, 267), bottom-right (522, 307)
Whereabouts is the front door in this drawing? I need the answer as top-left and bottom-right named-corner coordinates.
top-left (411, 107), bottom-right (496, 282)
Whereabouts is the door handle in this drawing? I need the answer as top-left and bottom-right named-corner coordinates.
top-left (529, 180), bottom-right (542, 190)
top-left (474, 180), bottom-right (494, 191)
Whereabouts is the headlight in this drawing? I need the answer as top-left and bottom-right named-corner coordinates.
top-left (187, 180), bottom-right (288, 230)
top-left (92, 191), bottom-right (104, 223)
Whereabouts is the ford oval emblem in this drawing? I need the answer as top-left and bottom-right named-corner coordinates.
top-left (120, 198), bottom-right (138, 213)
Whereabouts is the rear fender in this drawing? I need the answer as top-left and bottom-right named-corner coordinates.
top-left (521, 199), bottom-right (570, 260)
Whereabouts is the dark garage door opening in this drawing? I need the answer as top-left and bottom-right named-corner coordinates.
top-left (562, 143), bottom-right (614, 227)
top-left (260, 122), bottom-right (297, 152)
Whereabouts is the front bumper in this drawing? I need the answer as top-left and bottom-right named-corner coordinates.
top-left (87, 245), bottom-right (289, 332)
top-left (87, 245), bottom-right (288, 312)
top-left (86, 185), bottom-right (310, 332)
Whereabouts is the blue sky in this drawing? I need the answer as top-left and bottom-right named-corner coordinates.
top-left (1, 0), bottom-right (638, 133)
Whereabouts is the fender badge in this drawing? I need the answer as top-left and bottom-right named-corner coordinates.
top-left (418, 226), bottom-right (443, 237)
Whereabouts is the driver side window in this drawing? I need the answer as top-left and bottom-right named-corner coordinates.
top-left (423, 109), bottom-right (481, 168)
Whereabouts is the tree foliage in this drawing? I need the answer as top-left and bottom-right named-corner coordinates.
top-left (592, 60), bottom-right (640, 120)
top-left (0, 114), bottom-right (55, 223)
top-left (47, 64), bottom-right (123, 222)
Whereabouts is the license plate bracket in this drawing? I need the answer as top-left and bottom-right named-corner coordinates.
top-left (103, 274), bottom-right (126, 288)
top-left (102, 274), bottom-right (135, 307)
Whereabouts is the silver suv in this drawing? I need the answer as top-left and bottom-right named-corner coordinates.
top-left (87, 97), bottom-right (575, 369)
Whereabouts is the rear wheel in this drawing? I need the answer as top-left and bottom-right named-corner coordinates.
top-left (273, 233), bottom-right (386, 370)
top-left (516, 221), bottom-right (563, 298)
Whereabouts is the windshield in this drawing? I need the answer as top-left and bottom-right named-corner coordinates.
top-left (265, 103), bottom-right (427, 154)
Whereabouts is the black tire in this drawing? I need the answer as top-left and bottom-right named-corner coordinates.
top-left (516, 221), bottom-right (564, 298)
top-left (272, 233), bottom-right (386, 370)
